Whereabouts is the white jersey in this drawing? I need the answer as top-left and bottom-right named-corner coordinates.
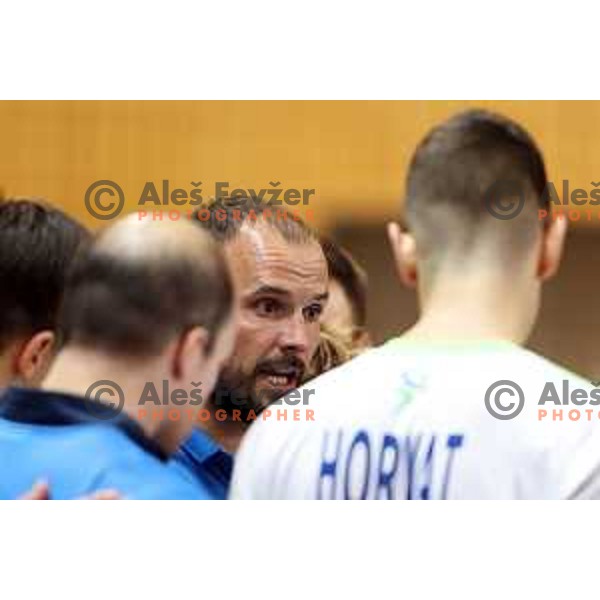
top-left (231, 339), bottom-right (600, 499)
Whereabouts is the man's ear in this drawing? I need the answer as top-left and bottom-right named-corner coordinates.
top-left (538, 214), bottom-right (568, 281)
top-left (15, 330), bottom-right (56, 386)
top-left (387, 222), bottom-right (418, 288)
top-left (169, 326), bottom-right (210, 381)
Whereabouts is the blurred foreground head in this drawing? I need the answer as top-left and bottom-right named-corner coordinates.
top-left (389, 109), bottom-right (567, 342)
top-left (0, 198), bottom-right (90, 388)
top-left (56, 214), bottom-right (236, 443)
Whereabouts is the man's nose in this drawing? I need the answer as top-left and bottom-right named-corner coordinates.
top-left (279, 313), bottom-right (310, 357)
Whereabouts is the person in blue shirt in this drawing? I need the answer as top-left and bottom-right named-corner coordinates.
top-left (171, 198), bottom-right (330, 497)
top-left (0, 214), bottom-right (237, 500)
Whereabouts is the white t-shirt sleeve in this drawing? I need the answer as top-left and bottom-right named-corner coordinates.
top-left (556, 418), bottom-right (600, 499)
top-left (230, 419), bottom-right (275, 499)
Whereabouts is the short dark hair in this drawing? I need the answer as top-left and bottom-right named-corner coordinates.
top-left (405, 109), bottom-right (548, 253)
top-left (191, 196), bottom-right (316, 245)
top-left (321, 237), bottom-right (368, 328)
top-left (0, 198), bottom-right (90, 350)
top-left (58, 221), bottom-right (234, 356)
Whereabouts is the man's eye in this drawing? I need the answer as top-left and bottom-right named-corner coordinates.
top-left (303, 304), bottom-right (323, 322)
top-left (254, 298), bottom-right (283, 317)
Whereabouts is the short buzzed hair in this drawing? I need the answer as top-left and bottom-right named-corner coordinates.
top-left (192, 196), bottom-right (316, 245)
top-left (405, 110), bottom-right (549, 257)
top-left (0, 198), bottom-right (90, 351)
top-left (58, 219), bottom-right (233, 356)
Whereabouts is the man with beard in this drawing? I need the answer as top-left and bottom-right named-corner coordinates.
top-left (171, 197), bottom-right (328, 498)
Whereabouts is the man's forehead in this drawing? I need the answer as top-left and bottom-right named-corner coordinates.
top-left (224, 223), bottom-right (328, 292)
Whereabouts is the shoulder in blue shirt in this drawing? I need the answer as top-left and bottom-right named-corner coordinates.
top-left (0, 387), bottom-right (213, 500)
top-left (171, 428), bottom-right (233, 499)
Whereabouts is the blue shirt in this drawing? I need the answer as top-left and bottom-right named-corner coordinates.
top-left (0, 387), bottom-right (213, 500)
top-left (171, 428), bottom-right (233, 499)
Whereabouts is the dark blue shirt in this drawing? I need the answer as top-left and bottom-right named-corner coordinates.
top-left (0, 387), bottom-right (212, 500)
top-left (171, 428), bottom-right (234, 499)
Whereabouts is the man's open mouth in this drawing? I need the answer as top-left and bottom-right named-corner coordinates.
top-left (263, 373), bottom-right (297, 388)
top-left (256, 361), bottom-right (303, 391)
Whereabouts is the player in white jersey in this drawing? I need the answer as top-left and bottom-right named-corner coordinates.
top-left (230, 109), bottom-right (600, 499)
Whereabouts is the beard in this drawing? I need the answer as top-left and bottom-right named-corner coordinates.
top-left (211, 355), bottom-right (306, 423)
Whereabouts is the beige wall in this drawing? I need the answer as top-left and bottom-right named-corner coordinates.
top-left (1, 101), bottom-right (600, 229)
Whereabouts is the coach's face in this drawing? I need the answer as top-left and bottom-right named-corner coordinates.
top-left (220, 222), bottom-right (328, 412)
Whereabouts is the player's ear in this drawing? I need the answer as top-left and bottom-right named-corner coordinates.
top-left (15, 330), bottom-right (56, 386)
top-left (387, 221), bottom-right (418, 288)
top-left (538, 214), bottom-right (568, 281)
top-left (169, 326), bottom-right (210, 381)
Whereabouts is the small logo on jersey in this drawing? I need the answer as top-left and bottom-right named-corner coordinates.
top-left (484, 380), bottom-right (525, 420)
top-left (393, 371), bottom-right (427, 414)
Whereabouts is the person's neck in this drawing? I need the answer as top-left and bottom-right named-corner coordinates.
top-left (404, 270), bottom-right (535, 345)
top-left (42, 346), bottom-right (185, 455)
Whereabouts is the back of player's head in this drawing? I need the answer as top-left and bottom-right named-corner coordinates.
top-left (405, 109), bottom-right (549, 265)
top-left (192, 196), bottom-right (316, 246)
top-left (59, 215), bottom-right (234, 357)
top-left (0, 198), bottom-right (90, 352)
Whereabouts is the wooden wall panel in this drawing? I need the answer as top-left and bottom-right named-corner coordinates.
top-left (1, 101), bottom-right (600, 229)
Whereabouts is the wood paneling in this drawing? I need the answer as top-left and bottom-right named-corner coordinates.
top-left (1, 101), bottom-right (599, 229)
